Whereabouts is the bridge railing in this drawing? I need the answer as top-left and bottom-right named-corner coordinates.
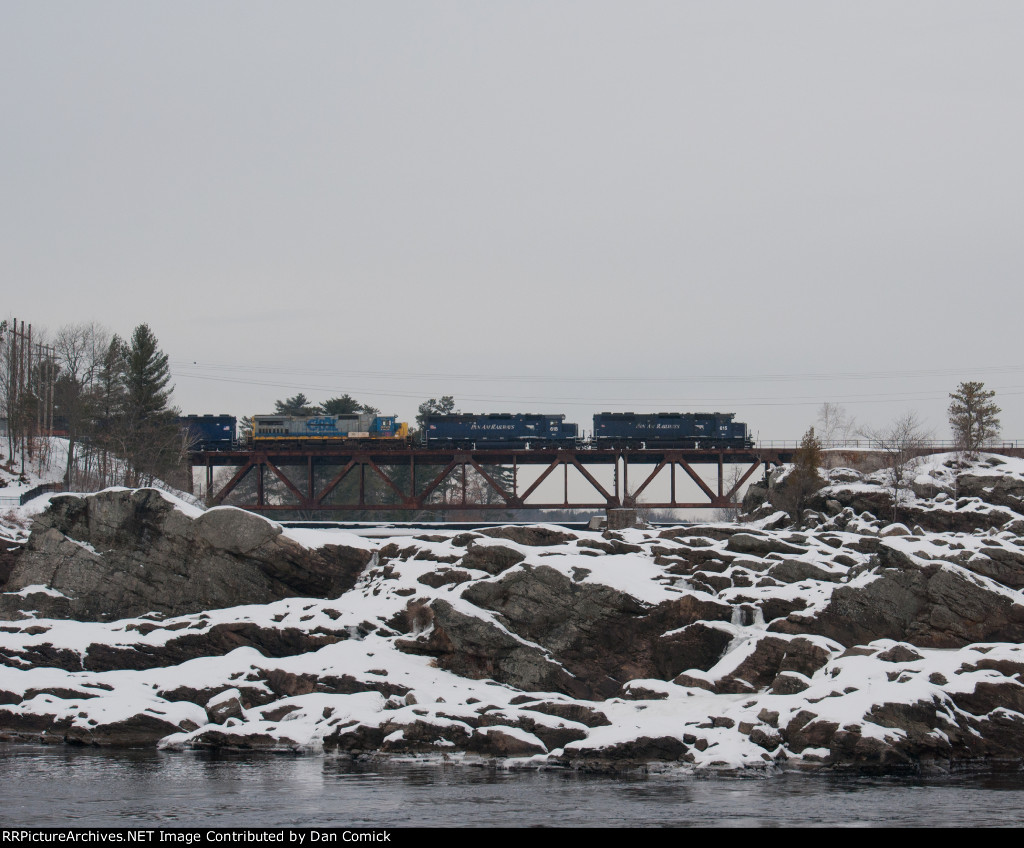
top-left (0, 482), bottom-right (65, 509)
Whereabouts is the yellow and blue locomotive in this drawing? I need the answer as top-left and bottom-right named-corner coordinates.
top-left (251, 413), bottom-right (409, 446)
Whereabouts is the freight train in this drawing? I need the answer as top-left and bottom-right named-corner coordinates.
top-left (183, 411), bottom-right (754, 450)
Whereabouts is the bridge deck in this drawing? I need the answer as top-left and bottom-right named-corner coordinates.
top-left (189, 444), bottom-right (1024, 515)
top-left (189, 446), bottom-right (794, 513)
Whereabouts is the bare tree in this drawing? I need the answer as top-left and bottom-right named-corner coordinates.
top-left (0, 319), bottom-right (57, 474)
top-left (712, 463), bottom-right (750, 523)
top-left (816, 402), bottom-right (856, 444)
top-left (816, 402), bottom-right (856, 468)
top-left (53, 323), bottom-right (111, 487)
top-left (859, 412), bottom-right (931, 524)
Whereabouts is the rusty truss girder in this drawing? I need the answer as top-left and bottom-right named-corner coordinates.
top-left (192, 447), bottom-right (794, 515)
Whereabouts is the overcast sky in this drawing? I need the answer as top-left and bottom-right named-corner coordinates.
top-left (4, 1), bottom-right (1023, 442)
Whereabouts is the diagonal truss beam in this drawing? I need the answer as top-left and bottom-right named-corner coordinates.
top-left (517, 455), bottom-right (563, 502)
top-left (316, 459), bottom-right (358, 504)
top-left (567, 455), bottom-right (619, 505)
top-left (468, 458), bottom-right (515, 505)
top-left (630, 458), bottom-right (668, 500)
top-left (725, 459), bottom-right (764, 502)
top-left (676, 456), bottom-right (718, 503)
top-left (265, 459), bottom-right (308, 506)
top-left (363, 456), bottom-right (413, 505)
top-left (417, 458), bottom-right (461, 503)
top-left (210, 459), bottom-right (256, 505)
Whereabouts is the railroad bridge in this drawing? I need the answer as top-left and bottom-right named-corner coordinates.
top-left (190, 446), bottom-right (795, 515)
top-left (189, 443), bottom-right (1024, 517)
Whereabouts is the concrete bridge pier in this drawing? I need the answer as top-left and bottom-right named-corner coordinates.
top-left (604, 507), bottom-right (641, 530)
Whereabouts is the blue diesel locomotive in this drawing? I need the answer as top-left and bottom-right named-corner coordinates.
top-left (421, 413), bottom-right (579, 449)
top-left (592, 412), bottom-right (753, 449)
top-left (178, 414), bottom-right (237, 451)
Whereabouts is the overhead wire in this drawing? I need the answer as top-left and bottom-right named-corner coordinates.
top-left (170, 370), bottom-right (1024, 409)
top-left (171, 359), bottom-right (1024, 385)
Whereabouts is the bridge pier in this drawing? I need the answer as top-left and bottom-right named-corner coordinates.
top-left (606, 507), bottom-right (641, 530)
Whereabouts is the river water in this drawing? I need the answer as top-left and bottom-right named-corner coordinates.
top-left (3, 745), bottom-right (1024, 827)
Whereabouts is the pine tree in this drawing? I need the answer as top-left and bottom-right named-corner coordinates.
top-left (949, 381), bottom-right (1001, 454)
top-left (124, 324), bottom-right (172, 421)
top-left (91, 335), bottom-right (128, 486)
top-left (120, 325), bottom-right (180, 486)
top-left (274, 393), bottom-right (317, 415)
top-left (319, 395), bottom-right (378, 416)
top-left (416, 395), bottom-right (457, 430)
top-left (793, 426), bottom-right (823, 476)
top-left (779, 426), bottom-right (823, 525)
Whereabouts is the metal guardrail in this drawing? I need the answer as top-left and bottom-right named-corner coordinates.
top-left (0, 482), bottom-right (64, 509)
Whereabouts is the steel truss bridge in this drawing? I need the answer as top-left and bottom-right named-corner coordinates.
top-left (190, 446), bottom-right (797, 515)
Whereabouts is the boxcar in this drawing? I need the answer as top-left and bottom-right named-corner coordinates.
top-left (251, 413), bottom-right (408, 446)
top-left (421, 413), bottom-right (579, 449)
top-left (178, 414), bottom-right (237, 451)
top-left (592, 412), bottom-right (752, 448)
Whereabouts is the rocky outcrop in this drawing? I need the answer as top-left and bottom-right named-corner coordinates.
top-left (458, 542), bottom-right (525, 575)
top-left (771, 558), bottom-right (1024, 649)
top-left (958, 467), bottom-right (1024, 511)
top-left (476, 526), bottom-right (576, 547)
top-left (0, 534), bottom-right (23, 590)
top-left (7, 457), bottom-right (1024, 773)
top-left (395, 564), bottom-right (732, 699)
top-left (0, 489), bottom-right (373, 621)
top-left (744, 454), bottom-right (1024, 535)
top-left (395, 597), bottom-right (585, 696)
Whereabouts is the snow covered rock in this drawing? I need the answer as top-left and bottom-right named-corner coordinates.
top-left (7, 471), bottom-right (1024, 773)
top-left (0, 489), bottom-right (373, 621)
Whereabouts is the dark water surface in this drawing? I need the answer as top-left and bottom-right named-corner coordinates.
top-left (3, 744), bottom-right (1024, 827)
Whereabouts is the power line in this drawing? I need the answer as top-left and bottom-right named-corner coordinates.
top-left (171, 371), bottom-right (1024, 409)
top-left (170, 359), bottom-right (1024, 386)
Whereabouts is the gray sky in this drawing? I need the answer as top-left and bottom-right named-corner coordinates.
top-left (4, 1), bottom-right (1023, 441)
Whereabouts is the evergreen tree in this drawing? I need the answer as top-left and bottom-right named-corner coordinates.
top-left (779, 426), bottom-right (823, 525)
top-left (416, 395), bottom-right (458, 430)
top-left (119, 325), bottom-right (181, 486)
top-left (124, 324), bottom-right (172, 421)
top-left (319, 394), bottom-right (379, 416)
top-left (274, 393), bottom-right (317, 415)
top-left (89, 335), bottom-right (128, 486)
top-left (96, 335), bottom-right (127, 426)
top-left (792, 427), bottom-right (822, 481)
top-left (949, 381), bottom-right (1001, 454)
top-left (320, 395), bottom-right (360, 415)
